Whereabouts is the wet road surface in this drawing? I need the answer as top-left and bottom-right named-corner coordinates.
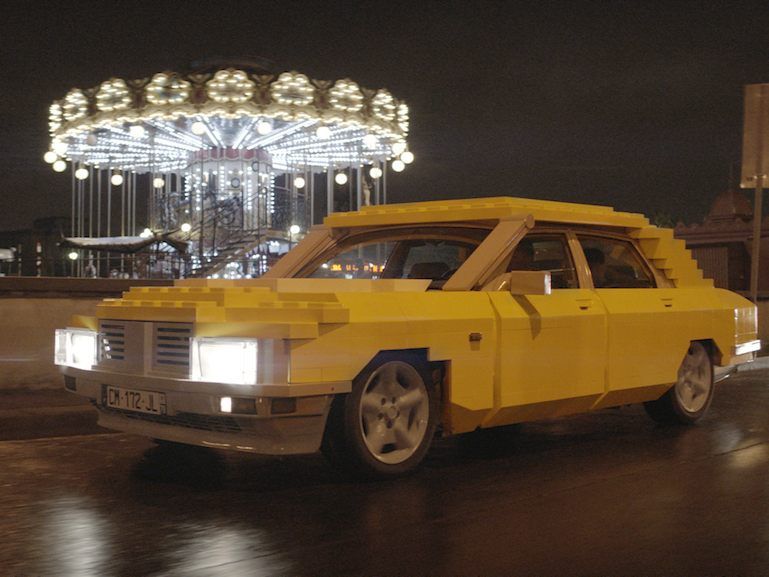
top-left (3, 370), bottom-right (769, 576)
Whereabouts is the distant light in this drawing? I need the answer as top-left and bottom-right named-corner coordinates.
top-left (363, 134), bottom-right (378, 149)
top-left (256, 119), bottom-right (273, 135)
top-left (294, 176), bottom-right (306, 189)
top-left (392, 141), bottom-right (407, 156)
top-left (129, 125), bottom-right (146, 139)
top-left (140, 228), bottom-right (152, 238)
top-left (180, 223), bottom-right (192, 233)
top-left (391, 159), bottom-right (405, 172)
top-left (191, 121), bottom-right (206, 135)
top-left (75, 167), bottom-right (89, 180)
top-left (316, 125), bottom-right (331, 139)
top-left (52, 141), bottom-right (68, 155)
top-left (369, 166), bottom-right (383, 179)
top-left (289, 224), bottom-right (301, 235)
top-left (335, 172), bottom-right (348, 185)
top-left (110, 173), bottom-right (124, 186)
top-left (68, 251), bottom-right (79, 261)
top-left (43, 151), bottom-right (58, 164)
top-left (400, 151), bottom-right (414, 164)
top-left (53, 160), bottom-right (67, 173)
top-left (153, 177), bottom-right (165, 188)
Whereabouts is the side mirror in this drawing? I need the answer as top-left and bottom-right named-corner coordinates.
top-left (482, 271), bottom-right (551, 295)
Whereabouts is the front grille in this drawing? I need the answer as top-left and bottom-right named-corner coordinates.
top-left (100, 321), bottom-right (126, 361)
top-left (103, 407), bottom-right (242, 433)
top-left (153, 323), bottom-right (192, 374)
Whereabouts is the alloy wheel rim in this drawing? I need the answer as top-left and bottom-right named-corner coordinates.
top-left (359, 362), bottom-right (429, 464)
top-left (674, 344), bottom-right (712, 414)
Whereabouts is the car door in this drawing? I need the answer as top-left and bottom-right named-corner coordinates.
top-left (485, 231), bottom-right (608, 428)
top-left (575, 233), bottom-right (679, 408)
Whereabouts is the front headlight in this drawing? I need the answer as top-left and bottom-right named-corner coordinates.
top-left (190, 337), bottom-right (258, 385)
top-left (54, 328), bottom-right (99, 369)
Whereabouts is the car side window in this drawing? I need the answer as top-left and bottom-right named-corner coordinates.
top-left (577, 235), bottom-right (656, 288)
top-left (507, 235), bottom-right (578, 289)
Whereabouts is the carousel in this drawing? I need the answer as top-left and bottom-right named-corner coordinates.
top-left (45, 59), bottom-right (412, 278)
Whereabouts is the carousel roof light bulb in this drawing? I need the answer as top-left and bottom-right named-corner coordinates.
top-left (110, 173), bottom-right (124, 186)
top-left (129, 125), bottom-right (146, 139)
top-left (400, 150), bottom-right (414, 164)
top-left (191, 121), bottom-right (206, 135)
top-left (153, 177), bottom-right (165, 188)
top-left (392, 141), bottom-right (407, 156)
top-left (289, 224), bottom-right (301, 235)
top-left (43, 151), bottom-right (58, 164)
top-left (369, 166), bottom-right (383, 179)
top-left (52, 160), bottom-right (67, 172)
top-left (140, 228), bottom-right (152, 238)
top-left (316, 125), bottom-right (331, 139)
top-left (75, 167), bottom-right (89, 180)
top-left (335, 172), bottom-right (348, 185)
top-left (256, 119), bottom-right (273, 135)
top-left (68, 251), bottom-right (79, 261)
top-left (52, 140), bottom-right (68, 155)
top-left (363, 133), bottom-right (378, 149)
top-left (294, 176), bottom-right (306, 189)
top-left (391, 159), bottom-right (406, 172)
top-left (180, 223), bottom-right (192, 233)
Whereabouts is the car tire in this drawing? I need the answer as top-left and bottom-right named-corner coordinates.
top-left (644, 341), bottom-right (714, 425)
top-left (321, 354), bottom-right (439, 479)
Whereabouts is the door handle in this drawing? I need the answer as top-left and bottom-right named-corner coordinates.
top-left (576, 298), bottom-right (592, 311)
top-left (660, 297), bottom-right (673, 308)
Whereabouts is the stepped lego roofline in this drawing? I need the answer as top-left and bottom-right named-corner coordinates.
top-left (323, 196), bottom-right (650, 228)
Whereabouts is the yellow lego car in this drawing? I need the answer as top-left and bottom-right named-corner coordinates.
top-left (55, 197), bottom-right (760, 478)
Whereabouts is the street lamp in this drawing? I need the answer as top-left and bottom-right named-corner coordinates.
top-left (289, 224), bottom-right (301, 249)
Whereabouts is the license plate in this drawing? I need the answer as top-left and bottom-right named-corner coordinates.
top-left (105, 385), bottom-right (167, 415)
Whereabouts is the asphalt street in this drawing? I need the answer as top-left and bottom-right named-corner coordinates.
top-left (2, 369), bottom-right (769, 576)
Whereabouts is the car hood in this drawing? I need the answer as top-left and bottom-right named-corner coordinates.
top-left (95, 278), bottom-right (432, 339)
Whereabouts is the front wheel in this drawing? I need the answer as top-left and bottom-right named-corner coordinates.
top-left (322, 356), bottom-right (439, 479)
top-left (644, 341), bottom-right (714, 424)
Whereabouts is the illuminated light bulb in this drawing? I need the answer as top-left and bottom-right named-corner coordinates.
top-left (129, 125), bottom-right (146, 139)
top-left (316, 125), bottom-right (331, 139)
top-left (75, 167), bottom-right (89, 180)
top-left (289, 224), bottom-right (301, 235)
top-left (43, 151), bottom-right (58, 164)
top-left (335, 172), bottom-right (348, 185)
top-left (294, 176), bottom-right (306, 189)
top-left (180, 223), bottom-right (192, 233)
top-left (256, 120), bottom-right (273, 135)
top-left (363, 134), bottom-right (378, 149)
top-left (400, 151), bottom-right (414, 164)
top-left (52, 160), bottom-right (67, 173)
top-left (191, 121), bottom-right (206, 135)
top-left (153, 177), bottom-right (165, 188)
top-left (140, 228), bottom-right (152, 238)
top-left (52, 140), bottom-right (68, 155)
top-left (392, 141), bottom-right (407, 156)
top-left (111, 173), bottom-right (124, 186)
top-left (391, 159), bottom-right (406, 172)
top-left (68, 251), bottom-right (79, 261)
top-left (369, 166), bottom-right (383, 179)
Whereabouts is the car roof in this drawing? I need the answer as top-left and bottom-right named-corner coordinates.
top-left (323, 196), bottom-right (650, 229)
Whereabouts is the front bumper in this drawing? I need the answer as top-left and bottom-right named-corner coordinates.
top-left (62, 366), bottom-right (351, 455)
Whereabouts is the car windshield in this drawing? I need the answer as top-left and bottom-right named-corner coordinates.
top-left (300, 226), bottom-right (491, 286)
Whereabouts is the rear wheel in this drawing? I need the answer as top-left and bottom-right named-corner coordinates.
top-left (644, 341), bottom-right (714, 424)
top-left (322, 355), bottom-right (439, 479)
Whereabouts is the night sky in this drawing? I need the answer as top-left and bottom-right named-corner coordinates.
top-left (3, 0), bottom-right (769, 231)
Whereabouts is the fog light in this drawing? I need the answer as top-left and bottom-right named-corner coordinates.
top-left (271, 397), bottom-right (297, 415)
top-left (220, 397), bottom-right (232, 413)
top-left (220, 396), bottom-right (257, 414)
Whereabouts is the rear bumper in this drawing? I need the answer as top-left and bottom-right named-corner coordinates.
top-left (61, 366), bottom-right (351, 455)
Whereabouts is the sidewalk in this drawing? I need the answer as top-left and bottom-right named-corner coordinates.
top-left (0, 388), bottom-right (106, 440)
